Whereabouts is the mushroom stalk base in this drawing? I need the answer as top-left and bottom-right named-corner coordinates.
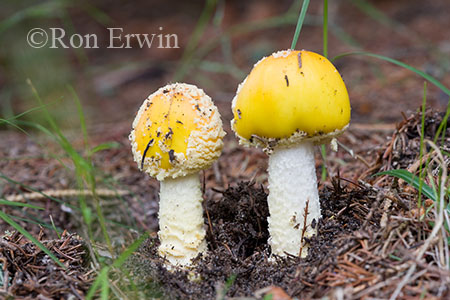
top-left (158, 173), bottom-right (206, 266)
top-left (267, 141), bottom-right (320, 257)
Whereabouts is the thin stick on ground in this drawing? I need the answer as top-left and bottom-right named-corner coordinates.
top-left (205, 205), bottom-right (217, 249)
top-left (299, 199), bottom-right (310, 256)
top-left (5, 189), bottom-right (129, 202)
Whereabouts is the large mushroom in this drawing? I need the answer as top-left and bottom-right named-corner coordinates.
top-left (130, 83), bottom-right (225, 266)
top-left (231, 50), bottom-right (351, 257)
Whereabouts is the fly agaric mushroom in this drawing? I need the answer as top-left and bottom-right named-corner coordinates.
top-left (231, 50), bottom-right (351, 257)
top-left (130, 83), bottom-right (225, 266)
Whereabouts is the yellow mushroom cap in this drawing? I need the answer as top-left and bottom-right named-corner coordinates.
top-left (231, 49), bottom-right (351, 150)
top-left (130, 83), bottom-right (225, 180)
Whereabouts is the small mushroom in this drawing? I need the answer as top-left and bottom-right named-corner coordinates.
top-left (130, 83), bottom-right (225, 266)
top-left (231, 50), bottom-right (351, 257)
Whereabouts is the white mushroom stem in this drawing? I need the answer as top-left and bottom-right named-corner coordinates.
top-left (158, 173), bottom-right (207, 266)
top-left (267, 141), bottom-right (321, 257)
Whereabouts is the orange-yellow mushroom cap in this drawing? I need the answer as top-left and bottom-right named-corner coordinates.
top-left (130, 83), bottom-right (225, 180)
top-left (232, 50), bottom-right (351, 150)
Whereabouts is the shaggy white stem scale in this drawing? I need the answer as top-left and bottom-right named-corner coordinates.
top-left (267, 141), bottom-right (321, 257)
top-left (158, 173), bottom-right (206, 266)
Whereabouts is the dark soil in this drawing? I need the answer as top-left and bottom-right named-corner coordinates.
top-left (126, 180), bottom-right (380, 299)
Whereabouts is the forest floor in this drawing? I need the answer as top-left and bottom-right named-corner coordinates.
top-left (1, 0), bottom-right (450, 299)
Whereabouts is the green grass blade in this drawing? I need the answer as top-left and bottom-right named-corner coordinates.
top-left (26, 83), bottom-right (62, 134)
top-left (89, 142), bottom-right (121, 155)
top-left (0, 102), bottom-right (55, 126)
top-left (347, 0), bottom-right (424, 49)
top-left (15, 120), bottom-right (74, 171)
top-left (374, 169), bottom-right (437, 201)
top-left (25, 82), bottom-right (109, 253)
top-left (225, 274), bottom-right (237, 289)
top-left (417, 82), bottom-right (427, 207)
top-left (184, 0), bottom-right (217, 56)
top-left (49, 215), bottom-right (61, 239)
top-left (0, 199), bottom-right (44, 210)
top-left (93, 194), bottom-right (112, 251)
top-left (86, 267), bottom-right (110, 300)
top-left (174, 6), bottom-right (302, 81)
top-left (27, 80), bottom-right (98, 217)
top-left (218, 274), bottom-right (237, 300)
top-left (320, 145), bottom-right (328, 181)
top-left (68, 85), bottom-right (89, 151)
top-left (8, 214), bottom-right (61, 232)
top-left (263, 294), bottom-right (274, 300)
top-left (329, 26), bottom-right (361, 48)
top-left (27, 81), bottom-right (91, 176)
top-left (291, 0), bottom-right (310, 49)
top-left (16, 119), bottom-right (59, 141)
top-left (0, 118), bottom-right (29, 135)
top-left (80, 3), bottom-right (112, 26)
top-left (86, 232), bottom-right (149, 299)
top-left (27, 81), bottom-right (83, 160)
top-left (434, 101), bottom-right (450, 145)
top-left (173, 0), bottom-right (217, 81)
top-left (198, 60), bottom-right (246, 79)
top-left (332, 51), bottom-right (450, 97)
top-left (0, 210), bottom-right (66, 269)
top-left (0, 1), bottom-right (69, 35)
top-left (347, 0), bottom-right (397, 28)
top-left (112, 231), bottom-right (149, 268)
top-left (323, 0), bottom-right (328, 57)
top-left (101, 276), bottom-right (109, 300)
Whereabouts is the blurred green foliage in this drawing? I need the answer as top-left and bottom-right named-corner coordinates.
top-left (0, 1), bottom-right (73, 121)
top-left (0, 0), bottom-right (112, 126)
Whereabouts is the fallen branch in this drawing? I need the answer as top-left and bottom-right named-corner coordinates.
top-left (4, 189), bottom-right (129, 202)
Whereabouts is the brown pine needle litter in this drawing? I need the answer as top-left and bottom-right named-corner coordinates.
top-left (0, 230), bottom-right (94, 299)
